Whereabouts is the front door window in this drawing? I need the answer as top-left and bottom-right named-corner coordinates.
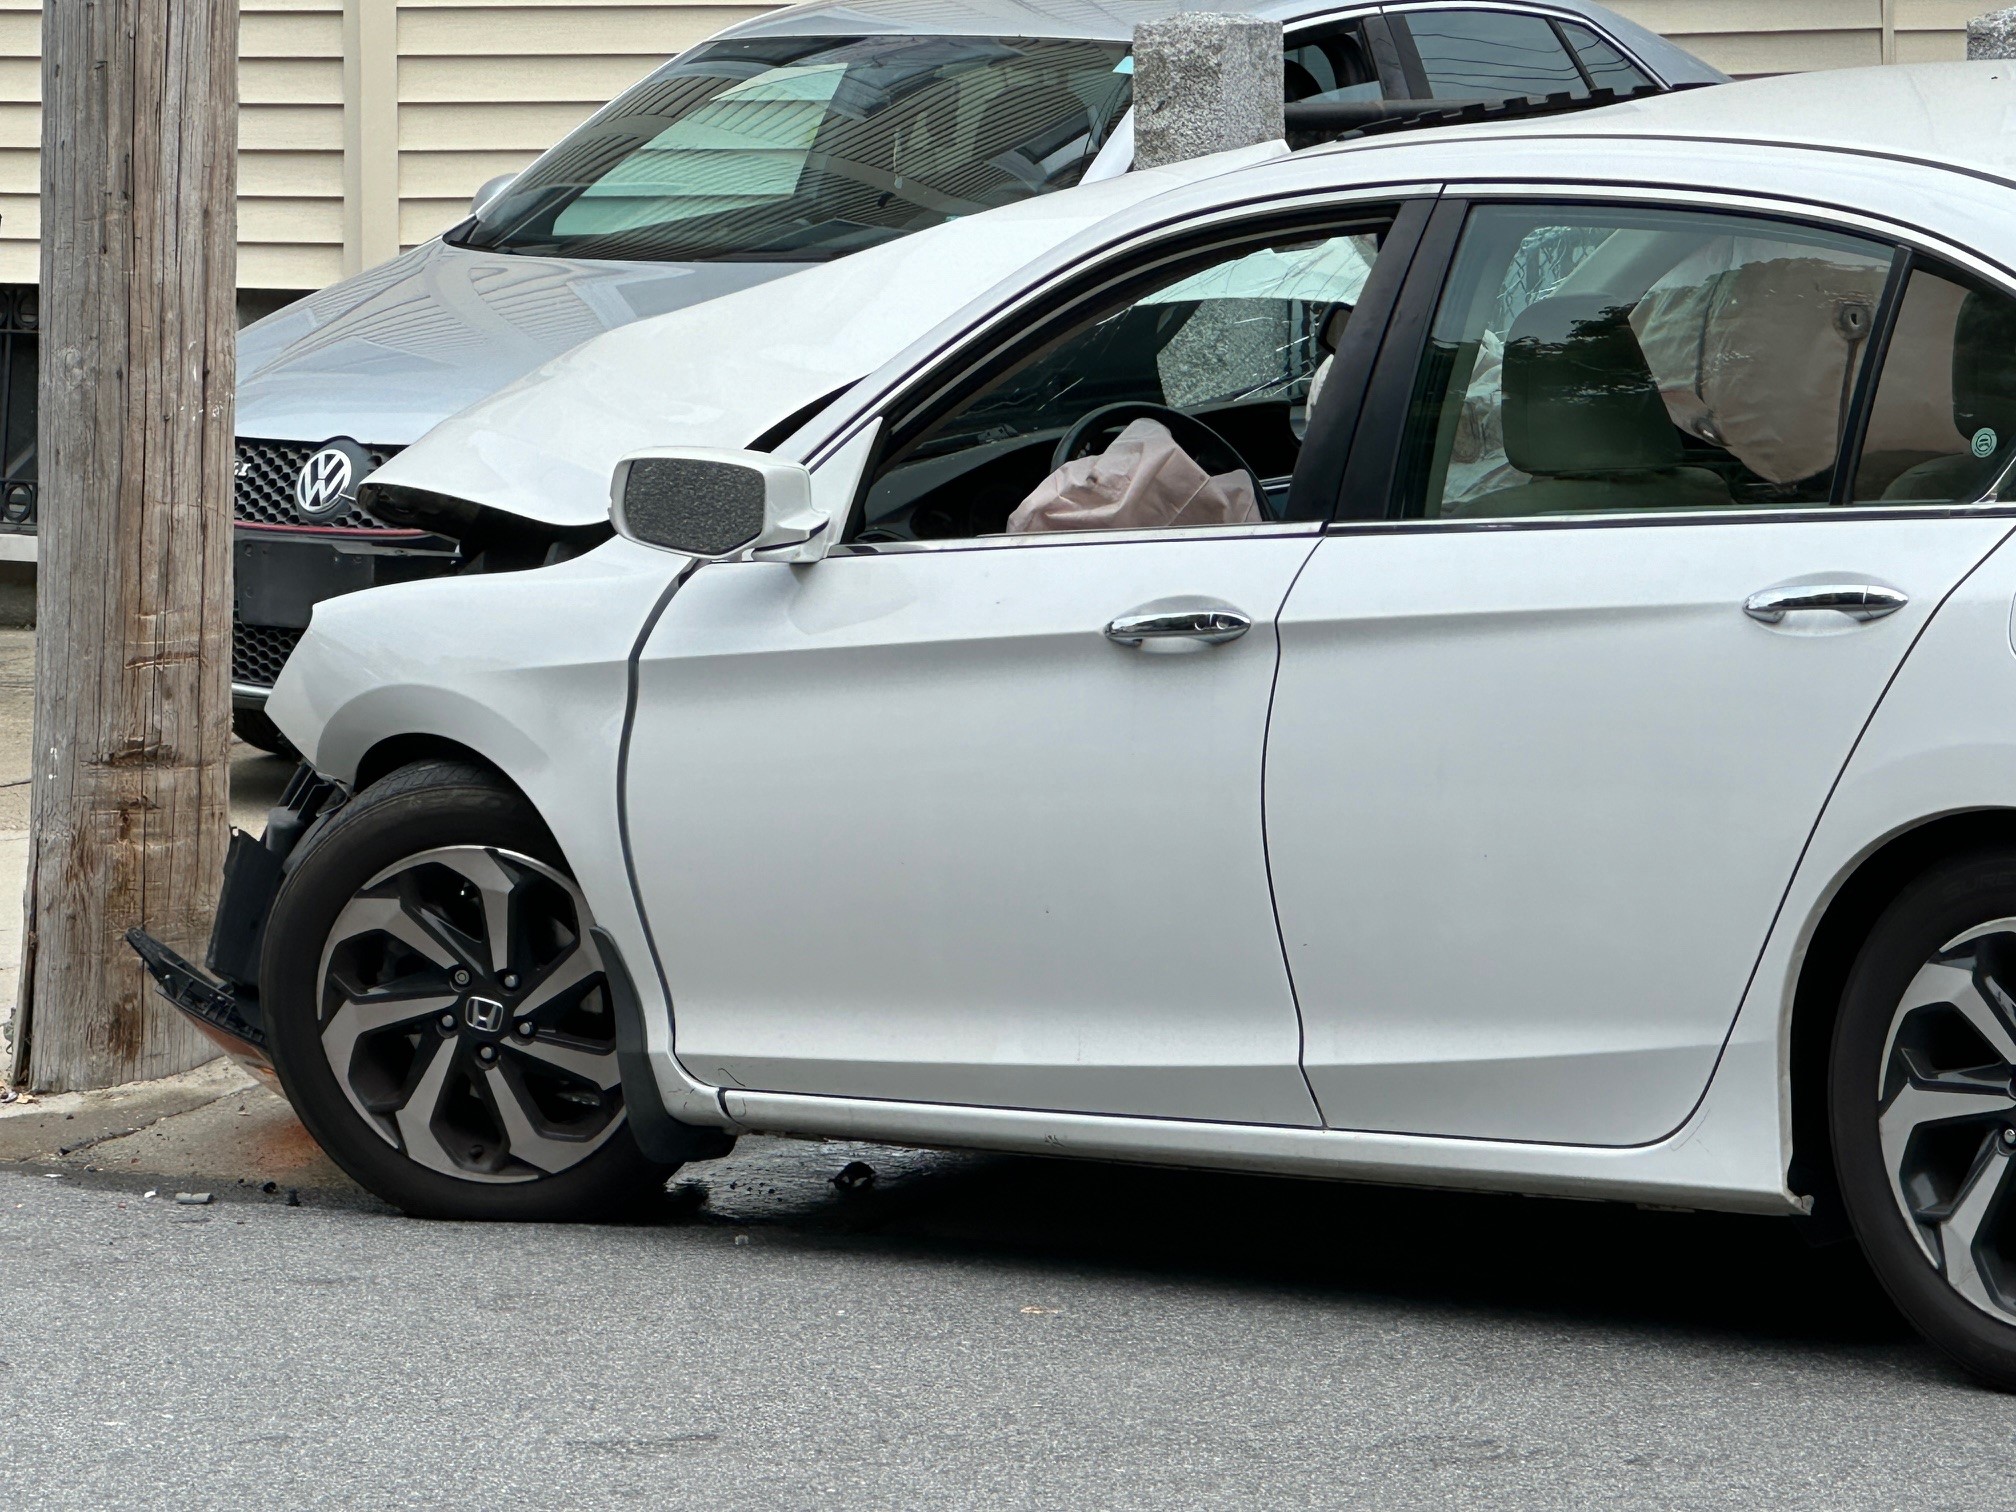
top-left (856, 221), bottom-right (1391, 541)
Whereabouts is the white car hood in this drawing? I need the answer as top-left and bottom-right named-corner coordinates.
top-left (365, 143), bottom-right (1286, 527)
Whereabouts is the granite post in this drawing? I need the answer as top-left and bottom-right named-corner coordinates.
top-left (1130, 12), bottom-right (1285, 170)
top-left (1968, 8), bottom-right (2016, 57)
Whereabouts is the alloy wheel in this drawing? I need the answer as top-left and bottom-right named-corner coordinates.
top-left (1877, 918), bottom-right (2016, 1319)
top-left (314, 845), bottom-right (625, 1183)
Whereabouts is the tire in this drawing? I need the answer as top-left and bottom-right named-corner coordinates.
top-left (233, 706), bottom-right (299, 758)
top-left (260, 759), bottom-right (681, 1220)
top-left (1832, 849), bottom-right (2016, 1388)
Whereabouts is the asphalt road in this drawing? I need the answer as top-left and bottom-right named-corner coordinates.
top-left (3, 1136), bottom-right (2012, 1511)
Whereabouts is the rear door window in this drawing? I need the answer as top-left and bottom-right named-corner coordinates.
top-left (1851, 264), bottom-right (2016, 504)
top-left (1391, 202), bottom-right (1897, 519)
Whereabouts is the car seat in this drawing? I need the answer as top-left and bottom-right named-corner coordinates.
top-left (1451, 295), bottom-right (1734, 517)
top-left (1884, 289), bottom-right (2016, 501)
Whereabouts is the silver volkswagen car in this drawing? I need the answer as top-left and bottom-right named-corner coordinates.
top-left (226, 0), bottom-right (1721, 751)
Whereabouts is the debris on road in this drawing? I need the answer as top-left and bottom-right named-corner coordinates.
top-left (174, 1191), bottom-right (213, 1206)
top-left (832, 1160), bottom-right (877, 1192)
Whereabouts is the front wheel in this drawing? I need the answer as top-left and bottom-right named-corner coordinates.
top-left (1833, 850), bottom-right (2016, 1388)
top-left (262, 760), bottom-right (681, 1219)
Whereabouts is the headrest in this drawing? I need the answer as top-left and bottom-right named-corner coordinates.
top-left (1502, 294), bottom-right (1681, 477)
top-left (1953, 289), bottom-right (2016, 453)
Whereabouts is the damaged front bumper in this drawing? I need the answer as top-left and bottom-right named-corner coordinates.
top-left (128, 763), bottom-right (347, 1091)
top-left (125, 928), bottom-right (277, 1086)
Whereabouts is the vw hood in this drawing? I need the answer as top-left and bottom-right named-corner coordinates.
top-left (235, 241), bottom-right (801, 448)
top-left (364, 142), bottom-right (1288, 527)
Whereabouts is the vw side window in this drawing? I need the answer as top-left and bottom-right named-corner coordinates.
top-left (1397, 10), bottom-right (1588, 100)
top-left (1851, 264), bottom-right (2016, 503)
top-left (1285, 21), bottom-right (1384, 107)
top-left (854, 220), bottom-right (1391, 542)
top-left (1397, 204), bottom-right (1895, 520)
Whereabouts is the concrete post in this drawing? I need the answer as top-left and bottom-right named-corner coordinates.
top-left (1969, 8), bottom-right (2016, 57)
top-left (1131, 12), bottom-right (1285, 170)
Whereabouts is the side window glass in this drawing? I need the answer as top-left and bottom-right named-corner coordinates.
top-left (1853, 266), bottom-right (2016, 503)
top-left (1557, 22), bottom-right (1654, 93)
top-left (1401, 10), bottom-right (1586, 100)
top-left (1286, 22), bottom-right (1382, 106)
top-left (857, 225), bottom-right (1388, 542)
top-left (1398, 204), bottom-right (1894, 520)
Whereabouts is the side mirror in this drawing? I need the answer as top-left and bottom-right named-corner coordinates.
top-left (612, 448), bottom-right (831, 564)
top-left (470, 172), bottom-right (517, 217)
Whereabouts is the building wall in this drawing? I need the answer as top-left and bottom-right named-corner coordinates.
top-left (0, 0), bottom-right (1985, 293)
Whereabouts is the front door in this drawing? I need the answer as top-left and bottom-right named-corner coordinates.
top-left (623, 213), bottom-right (1400, 1123)
top-left (627, 532), bottom-right (1319, 1123)
top-left (1267, 200), bottom-right (2016, 1146)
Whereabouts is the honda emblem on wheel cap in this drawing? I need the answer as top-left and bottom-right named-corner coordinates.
top-left (463, 996), bottom-right (506, 1033)
top-left (293, 438), bottom-right (374, 522)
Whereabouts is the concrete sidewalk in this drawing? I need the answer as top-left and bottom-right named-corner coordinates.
top-left (0, 628), bottom-right (343, 1194)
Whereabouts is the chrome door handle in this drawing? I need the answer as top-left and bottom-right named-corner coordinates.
top-left (1743, 583), bottom-right (1908, 625)
top-left (1105, 608), bottom-right (1252, 646)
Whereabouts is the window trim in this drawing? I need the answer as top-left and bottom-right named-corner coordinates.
top-left (1831, 245), bottom-right (1912, 507)
top-left (825, 517), bottom-right (1325, 559)
top-left (1342, 183), bottom-right (2016, 528)
top-left (1323, 500), bottom-right (2016, 538)
top-left (834, 194), bottom-right (1433, 548)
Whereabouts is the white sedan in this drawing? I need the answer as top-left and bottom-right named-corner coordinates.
top-left (175, 62), bottom-right (2016, 1386)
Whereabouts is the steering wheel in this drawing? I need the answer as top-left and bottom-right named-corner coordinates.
top-left (1050, 402), bottom-right (1271, 519)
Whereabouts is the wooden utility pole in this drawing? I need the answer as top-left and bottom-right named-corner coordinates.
top-left (9, 0), bottom-right (238, 1090)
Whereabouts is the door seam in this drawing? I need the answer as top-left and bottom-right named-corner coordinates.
top-left (1261, 534), bottom-right (1331, 1124)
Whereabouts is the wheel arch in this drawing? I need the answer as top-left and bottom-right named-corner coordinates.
top-left (1788, 806), bottom-right (2016, 1217)
top-left (354, 731), bottom-right (517, 796)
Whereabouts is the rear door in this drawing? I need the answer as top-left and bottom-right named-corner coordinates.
top-left (1266, 197), bottom-right (2016, 1146)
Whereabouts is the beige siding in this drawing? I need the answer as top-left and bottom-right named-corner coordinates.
top-left (242, 0), bottom-right (347, 290)
top-left (0, 0), bottom-right (32, 285)
top-left (1608, 0), bottom-right (1968, 74)
top-left (394, 0), bottom-right (768, 251)
top-left (0, 0), bottom-right (350, 288)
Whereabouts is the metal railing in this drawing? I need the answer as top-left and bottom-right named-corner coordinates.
top-left (0, 285), bottom-right (35, 532)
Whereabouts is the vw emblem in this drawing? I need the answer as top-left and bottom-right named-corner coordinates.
top-left (293, 438), bottom-right (372, 521)
top-left (463, 996), bottom-right (506, 1034)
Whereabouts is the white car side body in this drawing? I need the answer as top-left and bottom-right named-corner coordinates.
top-left (271, 63), bottom-right (2016, 1217)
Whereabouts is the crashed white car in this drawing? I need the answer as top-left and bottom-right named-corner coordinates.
top-left (139, 62), bottom-right (2016, 1387)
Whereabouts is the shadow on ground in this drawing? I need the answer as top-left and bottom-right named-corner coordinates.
top-left (671, 1136), bottom-right (1910, 1360)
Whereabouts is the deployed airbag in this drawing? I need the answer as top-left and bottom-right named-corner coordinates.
top-left (1008, 418), bottom-right (1260, 534)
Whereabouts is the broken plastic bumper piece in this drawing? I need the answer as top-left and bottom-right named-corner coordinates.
top-left (126, 927), bottom-right (277, 1088)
